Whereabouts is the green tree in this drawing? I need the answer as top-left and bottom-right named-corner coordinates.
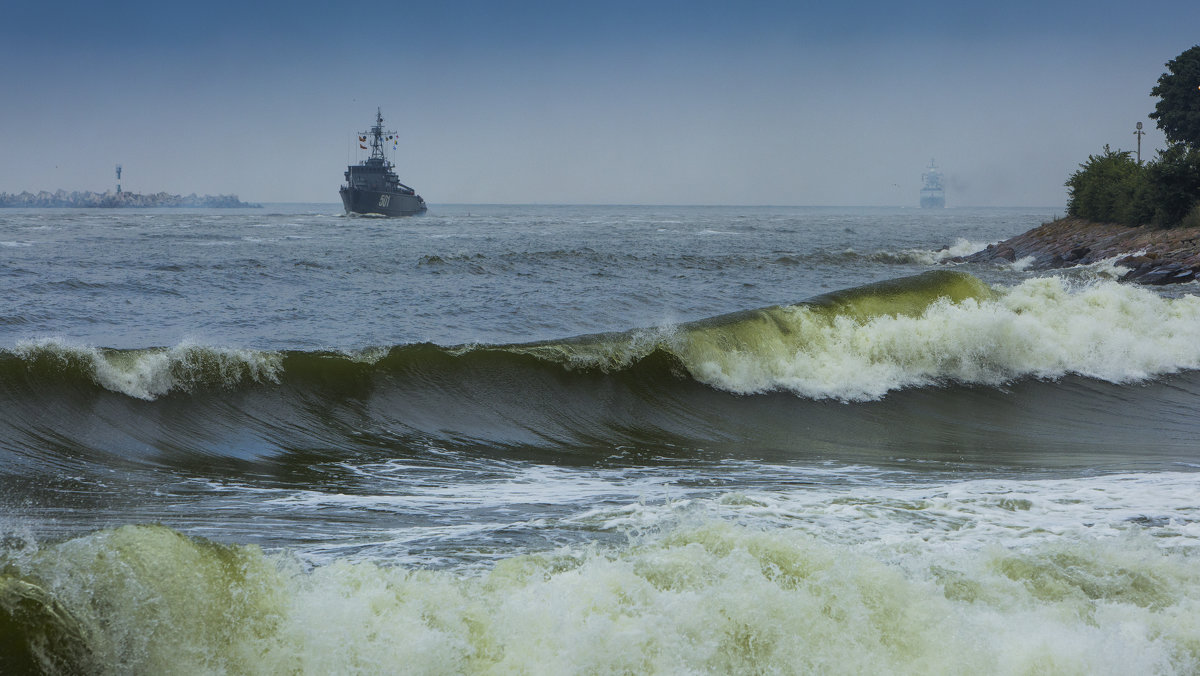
top-left (1149, 45), bottom-right (1200, 148)
top-left (1065, 145), bottom-right (1150, 224)
top-left (1144, 143), bottom-right (1200, 227)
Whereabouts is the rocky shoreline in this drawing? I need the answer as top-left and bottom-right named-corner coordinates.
top-left (0, 190), bottom-right (259, 208)
top-left (957, 217), bottom-right (1200, 285)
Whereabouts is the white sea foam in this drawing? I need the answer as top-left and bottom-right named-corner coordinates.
top-left (18, 471), bottom-right (1200, 675)
top-left (836, 238), bottom-right (994, 265)
top-left (340, 345), bottom-right (393, 364)
top-left (1065, 248), bottom-right (1148, 281)
top-left (260, 462), bottom-right (678, 518)
top-left (681, 277), bottom-right (1200, 400)
top-left (901, 237), bottom-right (994, 264)
top-left (1007, 254), bottom-right (1038, 271)
top-left (576, 470), bottom-right (1200, 555)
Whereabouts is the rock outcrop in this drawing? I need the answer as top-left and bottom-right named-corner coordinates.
top-left (956, 217), bottom-right (1200, 285)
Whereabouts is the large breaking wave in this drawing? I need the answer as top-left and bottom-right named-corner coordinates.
top-left (3, 271), bottom-right (1200, 468)
top-left (6, 270), bottom-right (1200, 402)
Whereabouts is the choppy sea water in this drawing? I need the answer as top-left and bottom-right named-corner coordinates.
top-left (3, 204), bottom-right (1200, 674)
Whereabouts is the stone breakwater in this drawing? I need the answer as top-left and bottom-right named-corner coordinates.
top-left (957, 217), bottom-right (1200, 285)
top-left (0, 190), bottom-right (259, 208)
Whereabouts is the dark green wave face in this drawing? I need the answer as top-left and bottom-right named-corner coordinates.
top-left (506, 269), bottom-right (994, 362)
top-left (800, 268), bottom-right (995, 319)
top-left (0, 526), bottom-right (276, 675)
top-left (0, 576), bottom-right (95, 675)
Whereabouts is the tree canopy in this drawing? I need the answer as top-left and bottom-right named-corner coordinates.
top-left (1065, 145), bottom-right (1148, 225)
top-left (1149, 45), bottom-right (1200, 148)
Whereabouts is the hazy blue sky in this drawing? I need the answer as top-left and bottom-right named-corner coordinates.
top-left (2, 0), bottom-right (1196, 206)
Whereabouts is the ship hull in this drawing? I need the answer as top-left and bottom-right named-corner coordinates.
top-left (920, 191), bottom-right (945, 209)
top-left (340, 187), bottom-right (426, 217)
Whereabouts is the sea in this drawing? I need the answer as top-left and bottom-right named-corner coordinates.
top-left (2, 204), bottom-right (1200, 674)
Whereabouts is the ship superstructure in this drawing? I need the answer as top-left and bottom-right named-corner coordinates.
top-left (921, 160), bottom-right (940, 208)
top-left (340, 109), bottom-right (426, 216)
top-left (920, 159), bottom-right (945, 209)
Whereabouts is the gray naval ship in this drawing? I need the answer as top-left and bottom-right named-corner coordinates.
top-left (340, 109), bottom-right (426, 216)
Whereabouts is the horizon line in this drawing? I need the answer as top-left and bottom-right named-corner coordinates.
top-left (258, 201), bottom-right (1065, 210)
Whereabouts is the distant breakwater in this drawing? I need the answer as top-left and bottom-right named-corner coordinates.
top-left (0, 190), bottom-right (259, 208)
top-left (956, 217), bottom-right (1200, 285)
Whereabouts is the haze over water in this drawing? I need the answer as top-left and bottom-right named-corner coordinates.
top-left (3, 1), bottom-right (1197, 206)
top-left (3, 204), bottom-right (1200, 673)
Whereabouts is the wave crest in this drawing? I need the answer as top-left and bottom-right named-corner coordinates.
top-left (9, 339), bottom-right (283, 400)
top-left (4, 272), bottom-right (1200, 403)
top-left (674, 274), bottom-right (1200, 399)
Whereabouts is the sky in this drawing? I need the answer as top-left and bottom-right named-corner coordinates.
top-left (1, 0), bottom-right (1197, 207)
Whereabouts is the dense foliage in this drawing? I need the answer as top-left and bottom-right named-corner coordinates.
top-left (1066, 145), bottom-right (1200, 228)
top-left (1144, 144), bottom-right (1200, 227)
top-left (1065, 146), bottom-right (1148, 225)
top-left (1066, 47), bottom-right (1200, 228)
top-left (1149, 45), bottom-right (1200, 149)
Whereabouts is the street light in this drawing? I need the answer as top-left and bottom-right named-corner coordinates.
top-left (1134, 121), bottom-right (1144, 164)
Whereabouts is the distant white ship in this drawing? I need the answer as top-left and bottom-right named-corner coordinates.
top-left (920, 159), bottom-right (945, 208)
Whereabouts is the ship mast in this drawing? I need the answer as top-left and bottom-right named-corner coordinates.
top-left (364, 107), bottom-right (395, 164)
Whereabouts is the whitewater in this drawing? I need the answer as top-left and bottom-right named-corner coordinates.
top-left (2, 204), bottom-right (1199, 674)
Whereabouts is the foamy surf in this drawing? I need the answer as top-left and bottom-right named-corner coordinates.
top-left (883, 236), bottom-right (997, 265)
top-left (4, 473), bottom-right (1200, 675)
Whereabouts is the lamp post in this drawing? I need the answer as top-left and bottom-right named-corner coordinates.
top-left (1134, 122), bottom-right (1144, 164)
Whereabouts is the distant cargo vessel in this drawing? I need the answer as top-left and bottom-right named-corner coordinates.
top-left (340, 109), bottom-right (426, 217)
top-left (920, 159), bottom-right (945, 209)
